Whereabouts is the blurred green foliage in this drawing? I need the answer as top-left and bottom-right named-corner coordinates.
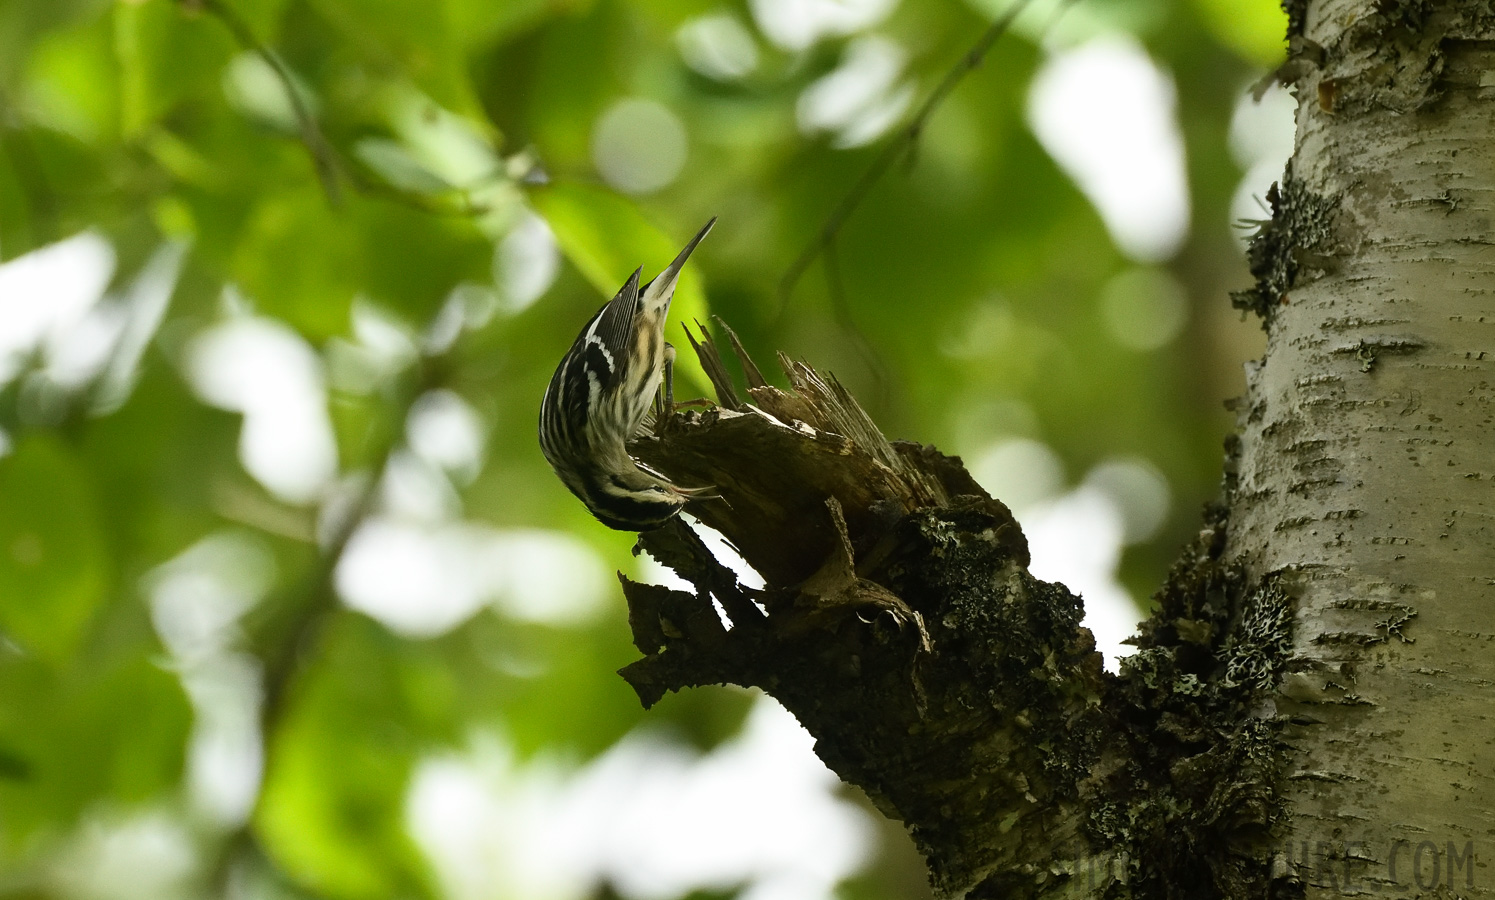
top-left (0, 0), bottom-right (1282, 896)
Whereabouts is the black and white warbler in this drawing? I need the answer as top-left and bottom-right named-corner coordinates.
top-left (539, 218), bottom-right (716, 530)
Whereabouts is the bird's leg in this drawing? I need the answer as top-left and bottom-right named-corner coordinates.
top-left (664, 342), bottom-right (677, 410)
top-left (649, 343), bottom-right (676, 437)
top-left (652, 343), bottom-right (710, 428)
top-left (657, 342), bottom-right (677, 418)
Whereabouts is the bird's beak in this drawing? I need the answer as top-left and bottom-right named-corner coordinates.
top-left (643, 217), bottom-right (716, 306)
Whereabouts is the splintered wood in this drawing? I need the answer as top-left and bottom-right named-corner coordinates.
top-left (631, 318), bottom-right (1023, 589)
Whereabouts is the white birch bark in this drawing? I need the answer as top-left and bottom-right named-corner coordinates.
top-left (1230, 4), bottom-right (1495, 895)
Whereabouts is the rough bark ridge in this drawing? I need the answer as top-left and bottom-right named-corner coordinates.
top-left (619, 327), bottom-right (1295, 900)
top-left (1232, 2), bottom-right (1495, 896)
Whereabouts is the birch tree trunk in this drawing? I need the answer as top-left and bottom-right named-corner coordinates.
top-left (620, 4), bottom-right (1495, 898)
top-left (1229, 2), bottom-right (1495, 896)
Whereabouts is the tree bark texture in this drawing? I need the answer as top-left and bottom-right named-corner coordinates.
top-left (617, 4), bottom-right (1495, 897)
top-left (624, 345), bottom-right (1110, 897)
top-left (1231, 2), bottom-right (1495, 896)
top-left (623, 334), bottom-right (1279, 900)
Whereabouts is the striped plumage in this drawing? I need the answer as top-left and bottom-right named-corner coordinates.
top-left (539, 218), bottom-right (715, 530)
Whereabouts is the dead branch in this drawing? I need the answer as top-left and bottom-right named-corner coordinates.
top-left (623, 322), bottom-right (1109, 897)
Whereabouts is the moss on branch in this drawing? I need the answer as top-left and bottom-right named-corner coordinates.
top-left (616, 323), bottom-right (1290, 900)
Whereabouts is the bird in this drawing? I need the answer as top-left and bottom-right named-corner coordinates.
top-left (539, 218), bottom-right (716, 530)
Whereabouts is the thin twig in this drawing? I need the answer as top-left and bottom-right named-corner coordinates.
top-left (202, 450), bottom-right (384, 894)
top-left (343, 168), bottom-right (496, 218)
top-left (194, 0), bottom-right (344, 206)
top-left (823, 239), bottom-right (892, 409)
top-left (254, 454), bottom-right (384, 729)
top-left (777, 0), bottom-right (1044, 304)
top-left (208, 355), bottom-right (446, 894)
top-left (0, 90), bottom-right (59, 246)
top-left (252, 357), bottom-right (452, 737)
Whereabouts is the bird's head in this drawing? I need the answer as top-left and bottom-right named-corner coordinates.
top-left (557, 456), bottom-right (690, 531)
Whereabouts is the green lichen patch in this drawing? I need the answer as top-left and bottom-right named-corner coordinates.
top-left (1222, 581), bottom-right (1295, 694)
top-left (1231, 176), bottom-right (1339, 328)
top-left (1096, 488), bottom-right (1296, 899)
top-left (1282, 0), bottom-right (1306, 39)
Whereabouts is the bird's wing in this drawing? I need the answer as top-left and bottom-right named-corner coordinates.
top-left (586, 267), bottom-right (642, 389)
top-left (539, 268), bottom-right (642, 456)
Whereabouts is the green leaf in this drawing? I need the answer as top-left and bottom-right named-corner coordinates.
top-left (447, 0), bottom-right (553, 49)
top-left (256, 616), bottom-right (444, 900)
top-left (0, 435), bottom-right (109, 666)
top-left (229, 187), bottom-right (359, 337)
top-left (355, 201), bottom-right (494, 324)
top-left (0, 653), bottom-right (190, 843)
top-left (304, 0), bottom-right (482, 117)
top-left (24, 13), bottom-right (122, 144)
top-left (220, 0), bottom-right (295, 45)
top-left (482, 614), bottom-right (649, 759)
top-left (0, 0), bottom-right (107, 87)
top-left (231, 188), bottom-right (492, 337)
top-left (353, 138), bottom-right (453, 195)
top-left (78, 356), bottom-right (245, 569)
top-left (113, 0), bottom-right (237, 138)
top-left (0, 743), bottom-right (32, 781)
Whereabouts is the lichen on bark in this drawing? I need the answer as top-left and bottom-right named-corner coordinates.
top-left (1226, 5), bottom-right (1495, 896)
top-left (1231, 175), bottom-right (1340, 327)
top-left (615, 325), bottom-right (1295, 899)
top-left (601, 5), bottom-right (1495, 898)
top-left (617, 326), bottom-right (1108, 896)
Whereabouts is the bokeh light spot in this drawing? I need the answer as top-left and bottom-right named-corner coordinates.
top-left (677, 13), bottom-right (761, 80)
top-left (592, 99), bottom-right (689, 195)
top-left (0, 231), bottom-right (114, 387)
top-left (1084, 456), bottom-right (1171, 544)
top-left (1027, 37), bottom-right (1190, 262)
top-left (1229, 83), bottom-right (1297, 244)
top-left (406, 695), bottom-right (873, 900)
top-left (407, 389), bottom-right (487, 485)
top-left (1099, 267), bottom-right (1188, 351)
top-left (495, 212), bottom-right (560, 313)
top-left (186, 314), bottom-right (338, 504)
top-left (750, 0), bottom-right (898, 51)
top-left (796, 35), bottom-right (912, 148)
top-left (337, 524), bottom-right (609, 636)
top-left (968, 438), bottom-right (1065, 512)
